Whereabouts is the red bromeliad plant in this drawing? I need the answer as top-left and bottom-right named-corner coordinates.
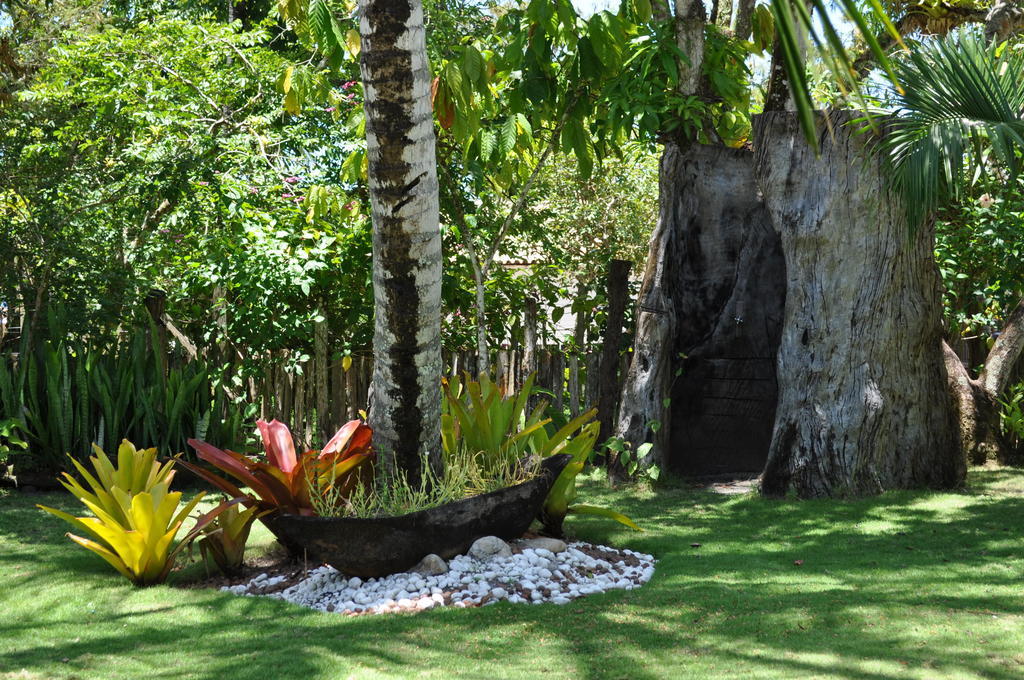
top-left (182, 419), bottom-right (374, 516)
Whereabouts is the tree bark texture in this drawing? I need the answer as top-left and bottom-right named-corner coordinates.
top-left (674, 0), bottom-right (706, 97)
top-left (985, 0), bottom-right (1024, 40)
top-left (755, 110), bottom-right (963, 497)
top-left (943, 341), bottom-right (1006, 465)
top-left (944, 295), bottom-right (1024, 464)
top-left (613, 146), bottom-right (684, 466)
top-left (472, 263), bottom-right (489, 376)
top-left (360, 0), bottom-right (443, 485)
top-left (730, 0), bottom-right (756, 39)
top-left (615, 143), bottom-right (785, 475)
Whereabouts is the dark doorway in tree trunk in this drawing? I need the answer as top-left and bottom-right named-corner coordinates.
top-left (617, 142), bottom-right (786, 478)
top-left (667, 144), bottom-right (786, 478)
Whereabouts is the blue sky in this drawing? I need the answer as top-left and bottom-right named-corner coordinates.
top-left (572, 0), bottom-right (620, 17)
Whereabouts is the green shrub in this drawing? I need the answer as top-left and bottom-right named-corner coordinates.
top-left (441, 372), bottom-right (639, 536)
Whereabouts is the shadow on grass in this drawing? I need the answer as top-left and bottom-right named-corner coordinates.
top-left (1, 470), bottom-right (1023, 680)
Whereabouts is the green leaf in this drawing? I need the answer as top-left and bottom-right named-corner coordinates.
top-left (499, 116), bottom-right (517, 155)
top-left (463, 45), bottom-right (485, 86)
top-left (568, 504), bottom-right (643, 531)
top-left (478, 128), bottom-right (496, 162)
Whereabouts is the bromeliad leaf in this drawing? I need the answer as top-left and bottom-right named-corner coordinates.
top-left (185, 418), bottom-right (374, 516)
top-left (38, 439), bottom-right (231, 586)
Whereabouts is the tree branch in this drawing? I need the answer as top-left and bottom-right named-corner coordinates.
top-left (979, 295), bottom-right (1024, 396)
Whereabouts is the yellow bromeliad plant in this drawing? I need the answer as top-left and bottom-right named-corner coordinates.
top-left (51, 441), bottom-right (176, 525)
top-left (39, 440), bottom-right (228, 586)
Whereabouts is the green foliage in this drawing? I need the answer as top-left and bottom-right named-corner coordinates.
top-left (197, 502), bottom-right (262, 576)
top-left (37, 439), bottom-right (226, 585)
top-left (0, 418), bottom-right (29, 464)
top-left (769, 0), bottom-right (902, 146)
top-left (604, 437), bottom-right (660, 483)
top-left (441, 372), bottom-right (549, 469)
top-left (879, 32), bottom-right (1024, 228)
top-left (0, 330), bottom-right (251, 472)
top-left (532, 149), bottom-right (656, 289)
top-left (999, 382), bottom-right (1024, 457)
top-left (935, 178), bottom-right (1024, 339)
top-left (442, 372), bottom-right (638, 536)
top-left (335, 447), bottom-right (539, 519)
top-left (442, 372), bottom-right (599, 465)
top-left (2, 18), bottom-right (372, 354)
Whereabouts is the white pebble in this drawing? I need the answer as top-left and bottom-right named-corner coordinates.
top-left (220, 539), bottom-right (655, 615)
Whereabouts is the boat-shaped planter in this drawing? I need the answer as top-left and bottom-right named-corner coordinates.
top-left (261, 454), bottom-right (571, 578)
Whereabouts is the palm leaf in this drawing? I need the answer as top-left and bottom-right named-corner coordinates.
top-left (769, 0), bottom-right (904, 146)
top-left (878, 33), bottom-right (1024, 226)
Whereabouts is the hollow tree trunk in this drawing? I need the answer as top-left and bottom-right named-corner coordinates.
top-left (665, 145), bottom-right (785, 478)
top-left (755, 110), bottom-right (963, 497)
top-left (360, 0), bottom-right (443, 484)
top-left (613, 147), bottom-right (683, 465)
top-left (615, 142), bottom-right (784, 473)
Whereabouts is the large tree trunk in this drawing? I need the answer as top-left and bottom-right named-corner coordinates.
top-left (985, 0), bottom-right (1024, 40)
top-left (755, 110), bottom-right (963, 497)
top-left (613, 147), bottom-right (684, 466)
top-left (360, 0), bottom-right (443, 485)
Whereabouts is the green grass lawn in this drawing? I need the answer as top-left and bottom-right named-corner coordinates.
top-left (2, 468), bottom-right (1023, 680)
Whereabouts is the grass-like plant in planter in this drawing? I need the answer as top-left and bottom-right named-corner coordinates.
top-left (37, 440), bottom-right (231, 586)
top-left (442, 372), bottom-right (641, 537)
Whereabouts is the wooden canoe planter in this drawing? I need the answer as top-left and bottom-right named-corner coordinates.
top-left (261, 454), bottom-right (571, 578)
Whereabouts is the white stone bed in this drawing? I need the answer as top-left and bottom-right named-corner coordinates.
top-left (221, 536), bottom-right (656, 615)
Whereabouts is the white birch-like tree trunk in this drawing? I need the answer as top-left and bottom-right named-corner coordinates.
top-left (359, 0), bottom-right (443, 484)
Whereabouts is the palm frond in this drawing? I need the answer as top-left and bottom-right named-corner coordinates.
top-left (881, 33), bottom-right (1024, 226)
top-left (770, 0), bottom-right (904, 146)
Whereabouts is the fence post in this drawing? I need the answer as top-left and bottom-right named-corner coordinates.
top-left (314, 305), bottom-right (329, 440)
top-left (597, 260), bottom-right (632, 444)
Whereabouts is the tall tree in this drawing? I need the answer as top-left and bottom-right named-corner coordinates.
top-left (358, 0), bottom-right (443, 483)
